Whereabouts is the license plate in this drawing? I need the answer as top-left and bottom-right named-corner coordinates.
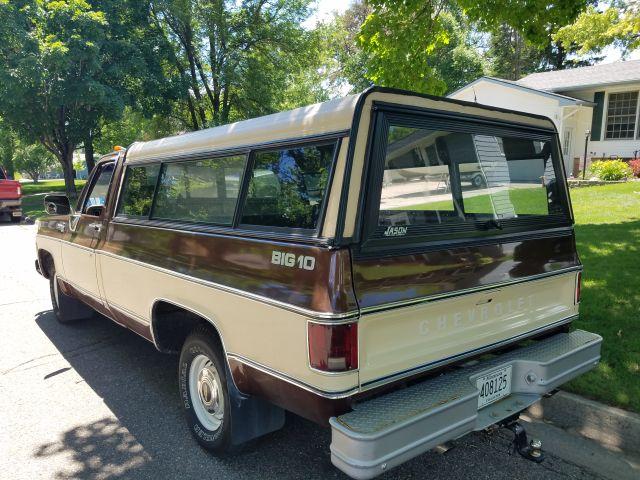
top-left (12, 210), bottom-right (21, 217)
top-left (476, 365), bottom-right (512, 409)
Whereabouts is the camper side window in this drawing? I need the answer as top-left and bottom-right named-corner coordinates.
top-left (239, 142), bottom-right (335, 230)
top-left (152, 155), bottom-right (246, 225)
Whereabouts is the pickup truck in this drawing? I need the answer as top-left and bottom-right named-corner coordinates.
top-left (0, 166), bottom-right (21, 222)
top-left (34, 87), bottom-right (601, 479)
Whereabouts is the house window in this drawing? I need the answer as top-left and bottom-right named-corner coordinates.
top-left (605, 91), bottom-right (639, 139)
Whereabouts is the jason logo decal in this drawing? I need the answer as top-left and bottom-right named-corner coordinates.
top-left (384, 226), bottom-right (407, 237)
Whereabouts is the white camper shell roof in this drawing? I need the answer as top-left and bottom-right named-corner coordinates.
top-left (125, 88), bottom-right (557, 165)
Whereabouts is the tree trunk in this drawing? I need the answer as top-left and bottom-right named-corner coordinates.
top-left (85, 132), bottom-right (95, 174)
top-left (60, 148), bottom-right (78, 202)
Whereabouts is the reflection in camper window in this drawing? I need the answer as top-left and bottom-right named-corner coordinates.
top-left (378, 125), bottom-right (564, 228)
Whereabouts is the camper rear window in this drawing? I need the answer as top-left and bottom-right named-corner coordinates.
top-left (369, 117), bottom-right (570, 242)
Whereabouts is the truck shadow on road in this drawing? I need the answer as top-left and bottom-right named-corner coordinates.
top-left (33, 309), bottom-right (571, 480)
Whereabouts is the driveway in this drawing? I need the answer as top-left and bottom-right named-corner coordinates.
top-left (0, 223), bottom-right (634, 479)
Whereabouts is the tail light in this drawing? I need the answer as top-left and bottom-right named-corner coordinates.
top-left (16, 185), bottom-right (21, 196)
top-left (308, 322), bottom-right (358, 372)
top-left (575, 271), bottom-right (582, 304)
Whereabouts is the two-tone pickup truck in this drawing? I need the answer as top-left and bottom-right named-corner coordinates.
top-left (34, 87), bottom-right (601, 479)
top-left (0, 166), bottom-right (21, 222)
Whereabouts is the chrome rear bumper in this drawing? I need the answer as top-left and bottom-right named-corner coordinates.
top-left (329, 329), bottom-right (602, 479)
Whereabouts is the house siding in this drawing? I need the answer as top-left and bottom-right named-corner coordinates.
top-left (450, 77), bottom-right (640, 162)
top-left (562, 84), bottom-right (640, 159)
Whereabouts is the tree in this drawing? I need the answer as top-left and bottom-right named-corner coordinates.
top-left (13, 143), bottom-right (56, 183)
top-left (487, 25), bottom-right (545, 80)
top-left (360, 0), bottom-right (591, 93)
top-left (0, 0), bottom-right (179, 199)
top-left (0, 0), bottom-right (113, 199)
top-left (358, 3), bottom-right (484, 95)
top-left (554, 3), bottom-right (640, 56)
top-left (319, 1), bottom-right (373, 94)
top-left (81, 0), bottom-right (181, 172)
top-left (150, 0), bottom-right (320, 130)
top-left (94, 107), bottom-right (183, 154)
top-left (0, 119), bottom-right (16, 179)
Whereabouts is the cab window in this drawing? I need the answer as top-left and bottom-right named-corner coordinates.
top-left (83, 163), bottom-right (115, 213)
top-left (117, 164), bottom-right (161, 217)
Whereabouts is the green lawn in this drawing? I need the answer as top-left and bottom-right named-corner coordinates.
top-left (400, 186), bottom-right (549, 215)
top-left (21, 179), bottom-right (86, 196)
top-left (566, 182), bottom-right (640, 412)
top-left (21, 180), bottom-right (86, 219)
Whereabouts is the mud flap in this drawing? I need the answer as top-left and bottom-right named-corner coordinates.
top-left (223, 362), bottom-right (285, 446)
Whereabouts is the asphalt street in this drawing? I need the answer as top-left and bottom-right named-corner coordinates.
top-left (0, 222), bottom-right (634, 479)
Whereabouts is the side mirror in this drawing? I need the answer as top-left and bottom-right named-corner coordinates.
top-left (86, 205), bottom-right (104, 217)
top-left (43, 194), bottom-right (71, 215)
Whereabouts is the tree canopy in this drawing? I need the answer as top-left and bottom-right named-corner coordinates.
top-left (0, 0), bottom-right (634, 200)
top-left (554, 3), bottom-right (640, 56)
top-left (13, 143), bottom-right (57, 183)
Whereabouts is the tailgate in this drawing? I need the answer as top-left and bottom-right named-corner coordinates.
top-left (0, 180), bottom-right (21, 200)
top-left (351, 236), bottom-right (581, 387)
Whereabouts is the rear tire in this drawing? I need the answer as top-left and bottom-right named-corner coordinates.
top-left (179, 328), bottom-right (232, 453)
top-left (10, 215), bottom-right (21, 223)
top-left (49, 269), bottom-right (93, 323)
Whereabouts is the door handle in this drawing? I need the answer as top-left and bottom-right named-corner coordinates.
top-left (89, 222), bottom-right (102, 234)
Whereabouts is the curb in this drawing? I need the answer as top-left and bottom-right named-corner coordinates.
top-left (527, 391), bottom-right (640, 456)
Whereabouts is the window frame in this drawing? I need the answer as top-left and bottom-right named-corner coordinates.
top-left (111, 134), bottom-right (342, 241)
top-left (358, 106), bottom-right (573, 253)
top-left (604, 90), bottom-right (640, 141)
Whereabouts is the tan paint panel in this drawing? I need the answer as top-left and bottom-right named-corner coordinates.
top-left (35, 235), bottom-right (64, 276)
top-left (321, 138), bottom-right (349, 238)
top-left (98, 252), bottom-right (358, 393)
top-left (60, 243), bottom-right (101, 298)
top-left (358, 272), bottom-right (578, 385)
top-left (343, 92), bottom-right (557, 238)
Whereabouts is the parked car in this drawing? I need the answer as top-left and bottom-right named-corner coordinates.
top-left (34, 87), bottom-right (601, 479)
top-left (0, 166), bottom-right (22, 222)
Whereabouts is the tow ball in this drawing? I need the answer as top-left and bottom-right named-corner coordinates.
top-left (505, 422), bottom-right (544, 463)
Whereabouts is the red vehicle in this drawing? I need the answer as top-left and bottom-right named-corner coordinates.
top-left (0, 167), bottom-right (22, 222)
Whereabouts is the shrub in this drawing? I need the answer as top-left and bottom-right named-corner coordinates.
top-left (629, 159), bottom-right (640, 178)
top-left (587, 159), bottom-right (633, 181)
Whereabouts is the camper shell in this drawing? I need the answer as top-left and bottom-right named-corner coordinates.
top-left (35, 87), bottom-right (601, 479)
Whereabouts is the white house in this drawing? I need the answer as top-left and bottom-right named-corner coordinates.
top-left (448, 60), bottom-right (640, 175)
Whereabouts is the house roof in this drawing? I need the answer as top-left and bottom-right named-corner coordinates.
top-left (447, 76), bottom-right (594, 107)
top-left (516, 60), bottom-right (640, 92)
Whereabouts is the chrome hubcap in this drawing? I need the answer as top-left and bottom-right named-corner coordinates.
top-left (189, 354), bottom-right (224, 431)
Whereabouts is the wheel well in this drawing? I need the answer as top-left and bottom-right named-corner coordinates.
top-left (38, 249), bottom-right (55, 279)
top-left (152, 301), bottom-right (223, 354)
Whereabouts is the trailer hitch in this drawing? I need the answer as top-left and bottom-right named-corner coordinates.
top-left (505, 421), bottom-right (544, 463)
